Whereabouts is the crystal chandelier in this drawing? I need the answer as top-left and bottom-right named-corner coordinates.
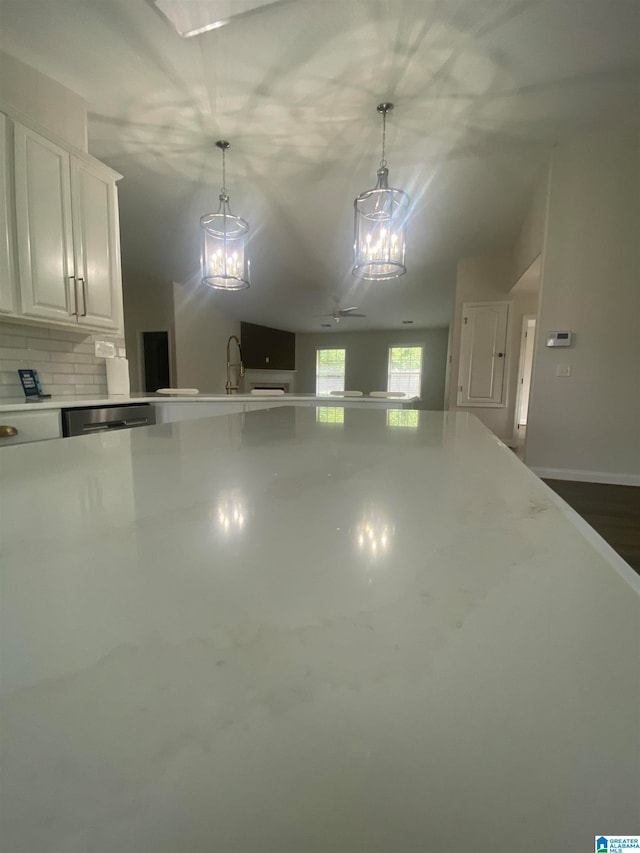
top-left (201, 140), bottom-right (250, 290)
top-left (353, 103), bottom-right (409, 281)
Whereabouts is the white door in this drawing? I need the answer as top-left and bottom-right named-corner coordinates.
top-left (457, 302), bottom-right (509, 407)
top-left (0, 113), bottom-right (16, 314)
top-left (71, 158), bottom-right (121, 330)
top-left (14, 123), bottom-right (76, 321)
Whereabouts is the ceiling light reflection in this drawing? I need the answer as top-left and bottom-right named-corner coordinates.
top-left (354, 506), bottom-right (395, 561)
top-left (213, 489), bottom-right (249, 536)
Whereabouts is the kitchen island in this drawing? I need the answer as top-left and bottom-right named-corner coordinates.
top-left (0, 391), bottom-right (419, 413)
top-left (0, 393), bottom-right (419, 444)
top-left (1, 408), bottom-right (638, 852)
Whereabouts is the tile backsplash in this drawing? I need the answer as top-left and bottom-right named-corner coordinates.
top-left (0, 321), bottom-right (126, 399)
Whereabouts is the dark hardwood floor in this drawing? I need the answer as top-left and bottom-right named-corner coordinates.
top-left (543, 479), bottom-right (640, 575)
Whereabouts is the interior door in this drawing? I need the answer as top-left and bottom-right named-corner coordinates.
top-left (142, 331), bottom-right (170, 392)
top-left (72, 158), bottom-right (120, 330)
top-left (457, 302), bottom-right (509, 407)
top-left (14, 122), bottom-right (75, 321)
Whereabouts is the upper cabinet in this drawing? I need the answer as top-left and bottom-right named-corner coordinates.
top-left (0, 113), bottom-right (17, 315)
top-left (14, 122), bottom-right (75, 322)
top-left (70, 158), bottom-right (122, 330)
top-left (3, 113), bottom-right (123, 333)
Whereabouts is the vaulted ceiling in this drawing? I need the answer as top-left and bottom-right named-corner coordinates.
top-left (1, 0), bottom-right (638, 331)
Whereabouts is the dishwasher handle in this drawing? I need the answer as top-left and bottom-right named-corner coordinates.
top-left (123, 417), bottom-right (152, 427)
top-left (82, 417), bottom-right (153, 434)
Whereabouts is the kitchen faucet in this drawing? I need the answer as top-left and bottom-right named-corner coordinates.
top-left (225, 335), bottom-right (245, 394)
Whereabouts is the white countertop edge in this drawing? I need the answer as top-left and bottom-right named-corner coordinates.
top-left (0, 394), bottom-right (420, 413)
top-left (488, 431), bottom-right (640, 594)
top-left (537, 477), bottom-right (640, 594)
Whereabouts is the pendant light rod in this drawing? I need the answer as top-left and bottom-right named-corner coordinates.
top-left (377, 102), bottom-right (393, 167)
top-left (216, 140), bottom-right (230, 197)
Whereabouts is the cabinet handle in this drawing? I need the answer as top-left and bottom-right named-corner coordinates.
top-left (69, 275), bottom-right (79, 316)
top-left (0, 425), bottom-right (18, 438)
top-left (496, 352), bottom-right (504, 358)
top-left (78, 278), bottom-right (87, 316)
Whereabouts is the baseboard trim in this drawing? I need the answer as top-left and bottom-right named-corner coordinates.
top-left (530, 467), bottom-right (640, 487)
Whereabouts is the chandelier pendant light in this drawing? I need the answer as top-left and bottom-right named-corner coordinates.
top-left (201, 140), bottom-right (250, 291)
top-left (353, 103), bottom-right (409, 281)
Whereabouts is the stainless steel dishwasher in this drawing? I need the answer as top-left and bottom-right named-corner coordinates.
top-left (62, 404), bottom-right (156, 437)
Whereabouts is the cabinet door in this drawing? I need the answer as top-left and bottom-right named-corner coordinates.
top-left (14, 123), bottom-right (76, 321)
top-left (0, 113), bottom-right (16, 314)
top-left (0, 409), bottom-right (62, 446)
top-left (71, 159), bottom-right (121, 330)
top-left (457, 302), bottom-right (509, 407)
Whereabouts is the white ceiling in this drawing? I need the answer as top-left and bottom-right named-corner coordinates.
top-left (1, 0), bottom-right (639, 332)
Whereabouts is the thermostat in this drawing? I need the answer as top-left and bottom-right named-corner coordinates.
top-left (546, 330), bottom-right (573, 347)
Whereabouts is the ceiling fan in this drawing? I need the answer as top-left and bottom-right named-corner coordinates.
top-left (317, 306), bottom-right (367, 324)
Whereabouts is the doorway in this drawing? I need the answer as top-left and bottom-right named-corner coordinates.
top-left (142, 331), bottom-right (170, 392)
top-left (514, 315), bottom-right (537, 451)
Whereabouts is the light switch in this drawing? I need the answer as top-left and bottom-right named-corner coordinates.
top-left (556, 364), bottom-right (571, 377)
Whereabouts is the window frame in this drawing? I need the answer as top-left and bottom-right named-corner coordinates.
top-left (386, 344), bottom-right (423, 397)
top-left (315, 347), bottom-right (346, 396)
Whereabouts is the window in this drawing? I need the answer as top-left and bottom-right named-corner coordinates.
top-left (387, 346), bottom-right (423, 396)
top-left (316, 348), bottom-right (346, 395)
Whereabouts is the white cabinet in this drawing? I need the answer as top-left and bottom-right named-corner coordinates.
top-left (0, 409), bottom-right (62, 446)
top-left (10, 118), bottom-right (122, 332)
top-left (71, 158), bottom-right (122, 330)
top-left (14, 122), bottom-right (75, 322)
top-left (0, 113), bottom-right (17, 314)
top-left (457, 302), bottom-right (509, 407)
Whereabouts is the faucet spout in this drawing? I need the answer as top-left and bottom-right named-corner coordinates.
top-left (225, 335), bottom-right (244, 394)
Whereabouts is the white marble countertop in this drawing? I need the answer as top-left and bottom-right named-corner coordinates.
top-left (1, 409), bottom-right (638, 852)
top-left (0, 392), bottom-right (419, 413)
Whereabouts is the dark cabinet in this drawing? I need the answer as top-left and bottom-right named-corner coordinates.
top-left (240, 321), bottom-right (295, 370)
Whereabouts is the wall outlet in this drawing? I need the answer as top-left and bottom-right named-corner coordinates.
top-left (95, 340), bottom-right (116, 358)
top-left (556, 363), bottom-right (572, 377)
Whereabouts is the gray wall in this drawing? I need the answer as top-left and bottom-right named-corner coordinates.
top-left (123, 271), bottom-right (176, 392)
top-left (526, 126), bottom-right (640, 481)
top-left (173, 279), bottom-right (240, 394)
top-left (296, 327), bottom-right (449, 410)
top-left (0, 50), bottom-right (87, 150)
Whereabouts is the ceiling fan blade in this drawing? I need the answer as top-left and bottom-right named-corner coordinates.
top-left (342, 313), bottom-right (366, 318)
top-left (338, 307), bottom-right (360, 314)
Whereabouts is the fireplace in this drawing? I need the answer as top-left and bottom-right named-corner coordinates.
top-left (243, 368), bottom-right (295, 394)
top-left (249, 382), bottom-right (290, 392)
